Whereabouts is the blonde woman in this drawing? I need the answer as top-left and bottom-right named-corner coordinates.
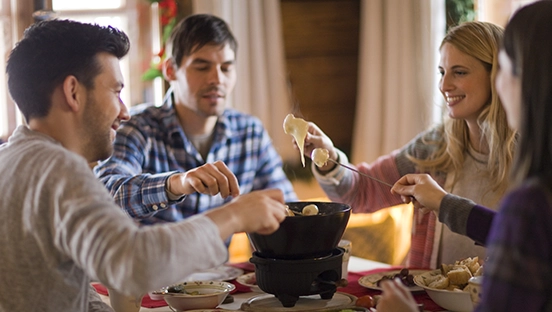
top-left (382, 2), bottom-right (552, 310)
top-left (302, 21), bottom-right (517, 268)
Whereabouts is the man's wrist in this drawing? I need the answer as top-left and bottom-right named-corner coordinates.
top-left (165, 174), bottom-right (183, 200)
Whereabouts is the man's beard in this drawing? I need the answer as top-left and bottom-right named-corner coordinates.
top-left (81, 95), bottom-right (114, 162)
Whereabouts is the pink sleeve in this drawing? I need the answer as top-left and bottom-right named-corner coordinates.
top-left (338, 151), bottom-right (404, 213)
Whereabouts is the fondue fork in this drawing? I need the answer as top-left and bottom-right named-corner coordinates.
top-left (327, 159), bottom-right (393, 187)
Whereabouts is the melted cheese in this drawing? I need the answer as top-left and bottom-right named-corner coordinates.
top-left (283, 114), bottom-right (309, 167)
top-left (302, 204), bottom-right (319, 216)
top-left (311, 148), bottom-right (330, 168)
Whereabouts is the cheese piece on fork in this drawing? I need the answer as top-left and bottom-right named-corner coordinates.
top-left (311, 148), bottom-right (330, 168)
top-left (283, 114), bottom-right (309, 167)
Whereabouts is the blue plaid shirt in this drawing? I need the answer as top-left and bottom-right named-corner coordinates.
top-left (94, 91), bottom-right (297, 225)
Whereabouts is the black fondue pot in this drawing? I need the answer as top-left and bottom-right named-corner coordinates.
top-left (248, 201), bottom-right (351, 259)
top-left (247, 202), bottom-right (351, 307)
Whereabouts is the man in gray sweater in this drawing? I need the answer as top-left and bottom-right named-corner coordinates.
top-left (0, 19), bottom-right (286, 312)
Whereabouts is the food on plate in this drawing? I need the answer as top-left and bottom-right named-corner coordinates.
top-left (283, 114), bottom-right (309, 167)
top-left (355, 294), bottom-right (380, 309)
top-left (167, 284), bottom-right (200, 295)
top-left (375, 268), bottom-right (415, 287)
top-left (418, 256), bottom-right (483, 291)
top-left (301, 203), bottom-right (319, 215)
top-left (311, 148), bottom-right (330, 167)
top-left (244, 274), bottom-right (256, 285)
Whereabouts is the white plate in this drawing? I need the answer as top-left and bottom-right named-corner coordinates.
top-left (235, 272), bottom-right (262, 292)
top-left (358, 269), bottom-right (431, 292)
top-left (183, 265), bottom-right (244, 282)
top-left (240, 292), bottom-right (357, 311)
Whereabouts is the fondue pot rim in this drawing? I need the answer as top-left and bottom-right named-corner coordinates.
top-left (286, 201), bottom-right (351, 214)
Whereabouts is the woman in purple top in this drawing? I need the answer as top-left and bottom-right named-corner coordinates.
top-left (379, 1), bottom-right (552, 311)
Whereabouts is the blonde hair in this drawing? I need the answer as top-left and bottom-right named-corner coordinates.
top-left (409, 21), bottom-right (517, 194)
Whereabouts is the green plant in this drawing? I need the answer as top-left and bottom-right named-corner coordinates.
top-left (446, 0), bottom-right (476, 30)
top-left (142, 0), bottom-right (178, 81)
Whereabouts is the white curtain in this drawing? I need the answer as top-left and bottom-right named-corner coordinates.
top-left (351, 0), bottom-right (445, 163)
top-left (192, 0), bottom-right (296, 161)
top-left (192, 0), bottom-right (445, 164)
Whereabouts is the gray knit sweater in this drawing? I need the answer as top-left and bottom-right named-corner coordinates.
top-left (0, 126), bottom-right (227, 312)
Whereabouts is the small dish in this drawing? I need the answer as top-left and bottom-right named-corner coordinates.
top-left (236, 272), bottom-right (262, 292)
top-left (151, 281), bottom-right (236, 312)
top-left (358, 269), bottom-right (430, 292)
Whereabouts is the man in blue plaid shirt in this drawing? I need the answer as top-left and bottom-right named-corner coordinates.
top-left (94, 14), bottom-right (297, 226)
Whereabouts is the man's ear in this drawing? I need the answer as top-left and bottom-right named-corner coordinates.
top-left (162, 58), bottom-right (177, 81)
top-left (61, 75), bottom-right (84, 112)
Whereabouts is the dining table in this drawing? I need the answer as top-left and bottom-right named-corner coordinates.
top-left (94, 256), bottom-right (446, 311)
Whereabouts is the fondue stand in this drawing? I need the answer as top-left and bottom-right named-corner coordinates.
top-left (250, 247), bottom-right (346, 307)
top-left (98, 256), bottom-right (390, 311)
top-left (246, 201), bottom-right (352, 308)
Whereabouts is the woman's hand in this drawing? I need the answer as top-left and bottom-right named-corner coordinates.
top-left (301, 122), bottom-right (338, 172)
top-left (391, 173), bottom-right (447, 214)
top-left (377, 279), bottom-right (419, 312)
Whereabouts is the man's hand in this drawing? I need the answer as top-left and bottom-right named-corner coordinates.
top-left (391, 173), bottom-right (447, 214)
top-left (205, 189), bottom-right (287, 239)
top-left (167, 160), bottom-right (240, 198)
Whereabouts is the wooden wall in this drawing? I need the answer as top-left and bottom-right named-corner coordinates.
top-left (280, 0), bottom-right (360, 155)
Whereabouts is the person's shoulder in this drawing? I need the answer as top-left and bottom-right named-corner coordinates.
top-left (501, 179), bottom-right (552, 215)
top-left (399, 125), bottom-right (443, 155)
top-left (418, 124), bottom-right (445, 142)
top-left (30, 139), bottom-right (90, 175)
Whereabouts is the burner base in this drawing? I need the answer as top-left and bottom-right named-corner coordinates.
top-left (250, 248), bottom-right (344, 307)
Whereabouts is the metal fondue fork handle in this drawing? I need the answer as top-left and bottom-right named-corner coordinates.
top-left (327, 158), bottom-right (393, 187)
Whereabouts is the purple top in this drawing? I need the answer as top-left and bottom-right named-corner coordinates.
top-left (440, 179), bottom-right (552, 311)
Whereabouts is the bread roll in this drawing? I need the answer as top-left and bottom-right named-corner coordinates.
top-left (446, 265), bottom-right (472, 285)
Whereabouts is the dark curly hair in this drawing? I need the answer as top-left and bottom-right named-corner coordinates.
top-left (6, 19), bottom-right (130, 121)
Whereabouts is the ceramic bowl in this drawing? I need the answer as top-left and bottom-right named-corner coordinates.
top-left (467, 276), bottom-right (483, 306)
top-left (151, 281), bottom-right (235, 312)
top-left (413, 270), bottom-right (474, 312)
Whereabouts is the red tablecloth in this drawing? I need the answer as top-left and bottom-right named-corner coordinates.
top-left (92, 264), bottom-right (444, 311)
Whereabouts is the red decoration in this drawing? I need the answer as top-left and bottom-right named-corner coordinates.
top-left (142, 0), bottom-right (178, 81)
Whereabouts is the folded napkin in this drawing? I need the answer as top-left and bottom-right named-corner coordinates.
top-left (91, 283), bottom-right (168, 309)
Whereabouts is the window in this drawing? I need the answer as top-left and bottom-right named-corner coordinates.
top-left (52, 0), bottom-right (135, 108)
top-left (1, 5), bottom-right (9, 137)
top-left (0, 0), bottom-right (156, 140)
top-left (0, 0), bottom-right (20, 139)
top-left (52, 0), bottom-right (125, 11)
